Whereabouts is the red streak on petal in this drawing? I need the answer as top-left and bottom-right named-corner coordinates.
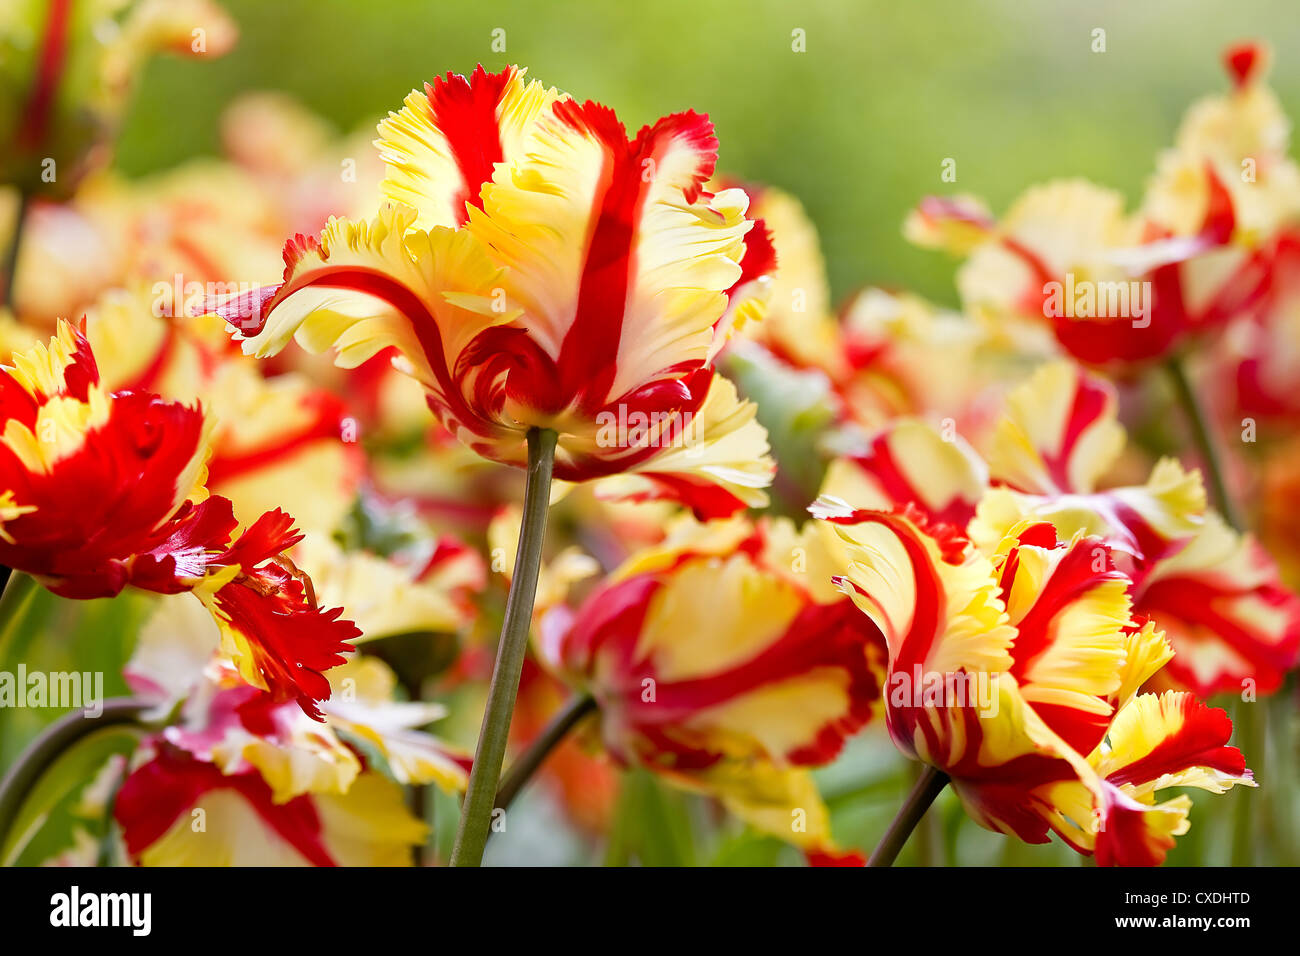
top-left (1038, 372), bottom-right (1113, 493)
top-left (427, 65), bottom-right (514, 223)
top-left (553, 104), bottom-right (719, 411)
top-left (116, 747), bottom-right (336, 866)
top-left (1223, 41), bottom-right (1265, 89)
top-left (206, 391), bottom-right (355, 486)
top-left (239, 264), bottom-right (486, 433)
top-left (916, 195), bottom-right (996, 232)
top-left (17, 0), bottom-right (71, 152)
top-left (730, 218), bottom-right (777, 295)
top-left (847, 430), bottom-right (978, 527)
top-left (1199, 163), bottom-right (1236, 246)
top-left (1105, 697), bottom-right (1246, 788)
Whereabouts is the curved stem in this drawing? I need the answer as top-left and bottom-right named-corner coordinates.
top-left (1166, 356), bottom-right (1242, 530)
top-left (450, 428), bottom-right (557, 866)
top-left (494, 693), bottom-right (596, 815)
top-left (95, 763), bottom-right (128, 868)
top-left (867, 765), bottom-right (949, 867)
top-left (0, 697), bottom-right (149, 858)
top-left (2, 191), bottom-right (30, 313)
top-left (0, 568), bottom-right (35, 616)
top-left (0, 570), bottom-right (39, 663)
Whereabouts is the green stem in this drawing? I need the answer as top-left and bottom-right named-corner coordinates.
top-left (1165, 356), bottom-right (1243, 530)
top-left (2, 191), bottom-right (30, 313)
top-left (95, 763), bottom-right (128, 868)
top-left (867, 765), bottom-right (949, 867)
top-left (1167, 357), bottom-right (1261, 864)
top-left (494, 693), bottom-right (596, 815)
top-left (1230, 699), bottom-right (1264, 865)
top-left (909, 760), bottom-right (945, 865)
top-left (410, 783), bottom-right (430, 866)
top-left (450, 428), bottom-right (557, 866)
top-left (396, 670), bottom-right (431, 866)
top-left (0, 698), bottom-right (149, 857)
top-left (0, 570), bottom-right (39, 662)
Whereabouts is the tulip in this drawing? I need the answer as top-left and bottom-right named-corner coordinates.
top-left (534, 514), bottom-right (885, 859)
top-left (207, 64), bottom-right (776, 865)
top-left (817, 501), bottom-right (1254, 865)
top-left (0, 322), bottom-right (357, 716)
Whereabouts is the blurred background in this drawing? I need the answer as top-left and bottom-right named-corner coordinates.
top-left (3, 0), bottom-right (1297, 868)
top-left (117, 0), bottom-right (1300, 306)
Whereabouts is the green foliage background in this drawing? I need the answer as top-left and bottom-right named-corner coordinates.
top-left (117, 0), bottom-right (1300, 307)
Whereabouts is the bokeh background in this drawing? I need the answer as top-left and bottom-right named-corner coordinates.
top-left (4, 0), bottom-right (1297, 868)
top-left (118, 0), bottom-right (1300, 307)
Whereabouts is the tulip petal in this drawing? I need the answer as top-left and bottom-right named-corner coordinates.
top-left (376, 65), bottom-right (564, 229)
top-left (987, 360), bottom-right (1126, 495)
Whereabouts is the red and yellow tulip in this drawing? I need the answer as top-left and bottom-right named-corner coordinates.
top-left (0, 322), bottom-right (358, 716)
top-left (825, 360), bottom-right (1300, 699)
top-left (209, 65), bottom-right (775, 518)
top-left (905, 45), bottom-right (1300, 371)
top-left (817, 500), bottom-right (1254, 865)
top-left (537, 514), bottom-right (885, 856)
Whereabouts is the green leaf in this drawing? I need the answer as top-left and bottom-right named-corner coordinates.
top-left (708, 829), bottom-right (786, 867)
top-left (603, 769), bottom-right (697, 867)
top-left (2, 725), bottom-right (143, 866)
top-left (0, 583), bottom-right (152, 769)
top-left (723, 348), bottom-right (836, 518)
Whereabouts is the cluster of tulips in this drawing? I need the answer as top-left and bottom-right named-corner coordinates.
top-left (0, 1), bottom-right (1296, 867)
